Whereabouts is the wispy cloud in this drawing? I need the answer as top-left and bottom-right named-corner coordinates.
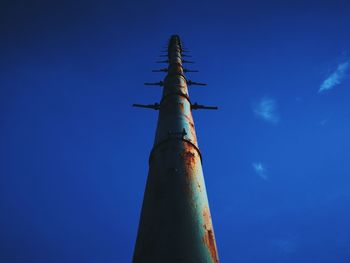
top-left (253, 97), bottom-right (279, 124)
top-left (270, 236), bottom-right (298, 254)
top-left (319, 118), bottom-right (328, 126)
top-left (319, 61), bottom-right (349, 93)
top-left (252, 162), bottom-right (268, 180)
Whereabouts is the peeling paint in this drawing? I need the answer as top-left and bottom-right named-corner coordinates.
top-left (202, 207), bottom-right (219, 263)
top-left (203, 229), bottom-right (219, 263)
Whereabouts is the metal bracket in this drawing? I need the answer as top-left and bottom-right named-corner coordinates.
top-left (144, 81), bottom-right (164, 86)
top-left (187, 80), bottom-right (207, 86)
top-left (191, 103), bottom-right (218, 110)
top-left (132, 103), bottom-right (160, 110)
top-left (183, 69), bottom-right (198, 73)
top-left (152, 69), bottom-right (168, 72)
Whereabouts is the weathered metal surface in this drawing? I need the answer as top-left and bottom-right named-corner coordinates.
top-left (133, 35), bottom-right (219, 263)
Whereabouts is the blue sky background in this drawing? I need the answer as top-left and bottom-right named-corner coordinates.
top-left (1, 0), bottom-right (350, 262)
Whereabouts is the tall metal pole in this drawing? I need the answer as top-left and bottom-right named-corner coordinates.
top-left (133, 35), bottom-right (219, 263)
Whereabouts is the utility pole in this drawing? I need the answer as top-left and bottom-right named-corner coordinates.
top-left (133, 35), bottom-right (219, 263)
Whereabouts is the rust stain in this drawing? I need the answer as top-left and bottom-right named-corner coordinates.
top-left (179, 146), bottom-right (198, 198)
top-left (189, 123), bottom-right (197, 144)
top-left (179, 102), bottom-right (184, 113)
top-left (179, 144), bottom-right (198, 172)
top-left (202, 207), bottom-right (219, 263)
top-left (184, 114), bottom-right (193, 123)
top-left (183, 115), bottom-right (197, 144)
top-left (181, 146), bottom-right (196, 169)
top-left (202, 206), bottom-right (211, 228)
top-left (203, 229), bottom-right (219, 263)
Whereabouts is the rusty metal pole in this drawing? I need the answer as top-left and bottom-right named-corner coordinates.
top-left (133, 35), bottom-right (219, 263)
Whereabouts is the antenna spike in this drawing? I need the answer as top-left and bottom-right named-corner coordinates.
top-left (152, 69), bottom-right (168, 72)
top-left (144, 81), bottom-right (164, 86)
top-left (187, 80), bottom-right (207, 86)
top-left (182, 60), bottom-right (195, 64)
top-left (133, 103), bottom-right (160, 110)
top-left (191, 103), bottom-right (218, 110)
top-left (183, 69), bottom-right (199, 73)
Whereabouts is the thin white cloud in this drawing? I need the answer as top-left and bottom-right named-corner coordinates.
top-left (319, 61), bottom-right (349, 93)
top-left (270, 237), bottom-right (298, 254)
top-left (253, 97), bottom-right (279, 124)
top-left (319, 119), bottom-right (328, 126)
top-left (252, 162), bottom-right (268, 180)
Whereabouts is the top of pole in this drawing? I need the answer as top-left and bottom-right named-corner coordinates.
top-left (168, 35), bottom-right (183, 52)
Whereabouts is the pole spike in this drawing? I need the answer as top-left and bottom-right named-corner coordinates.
top-left (144, 81), bottom-right (164, 86)
top-left (152, 69), bottom-right (168, 72)
top-left (183, 69), bottom-right (199, 73)
top-left (133, 103), bottom-right (160, 110)
top-left (182, 60), bottom-right (195, 64)
top-left (191, 103), bottom-right (218, 110)
top-left (187, 80), bottom-right (207, 86)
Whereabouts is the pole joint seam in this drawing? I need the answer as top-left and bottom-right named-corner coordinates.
top-left (149, 137), bottom-right (202, 164)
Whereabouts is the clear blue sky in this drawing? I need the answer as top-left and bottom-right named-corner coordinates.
top-left (1, 0), bottom-right (350, 262)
